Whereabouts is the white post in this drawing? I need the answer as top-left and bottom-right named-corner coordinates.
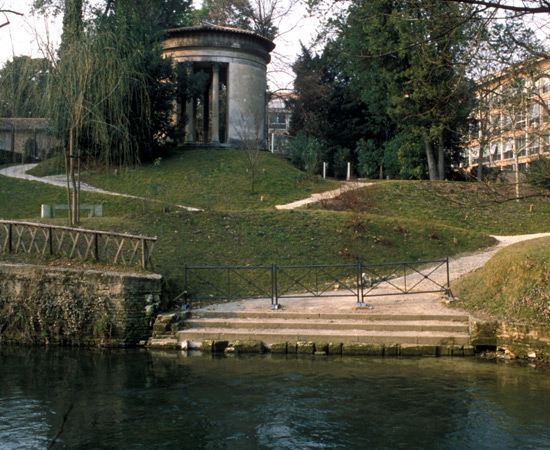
top-left (347, 162), bottom-right (351, 181)
top-left (323, 162), bottom-right (327, 179)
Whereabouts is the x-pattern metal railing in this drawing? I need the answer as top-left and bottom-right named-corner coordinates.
top-left (0, 220), bottom-right (156, 269)
top-left (276, 264), bottom-right (361, 302)
top-left (361, 259), bottom-right (450, 297)
top-left (184, 265), bottom-right (275, 305)
top-left (182, 259), bottom-right (450, 310)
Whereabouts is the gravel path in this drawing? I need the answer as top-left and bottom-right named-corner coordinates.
top-left (275, 181), bottom-right (372, 209)
top-left (3, 163), bottom-right (549, 316)
top-left (0, 163), bottom-right (201, 211)
top-left (197, 233), bottom-right (550, 316)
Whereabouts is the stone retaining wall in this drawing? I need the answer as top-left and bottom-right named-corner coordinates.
top-left (470, 319), bottom-right (550, 359)
top-left (0, 263), bottom-right (163, 347)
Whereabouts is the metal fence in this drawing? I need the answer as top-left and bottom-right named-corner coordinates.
top-left (0, 220), bottom-right (156, 269)
top-left (183, 258), bottom-right (450, 309)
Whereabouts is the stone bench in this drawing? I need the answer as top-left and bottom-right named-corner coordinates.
top-left (41, 204), bottom-right (103, 218)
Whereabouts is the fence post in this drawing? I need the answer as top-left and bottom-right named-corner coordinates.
top-left (141, 238), bottom-right (146, 269)
top-left (8, 223), bottom-right (12, 254)
top-left (272, 264), bottom-right (279, 310)
top-left (48, 227), bottom-right (53, 255)
top-left (184, 265), bottom-right (188, 302)
top-left (403, 263), bottom-right (407, 293)
top-left (94, 233), bottom-right (99, 262)
top-left (446, 256), bottom-right (451, 297)
top-left (356, 261), bottom-right (365, 307)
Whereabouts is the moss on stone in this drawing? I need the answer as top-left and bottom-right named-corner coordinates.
top-left (385, 344), bottom-right (399, 356)
top-left (342, 343), bottom-right (384, 356)
top-left (231, 340), bottom-right (264, 353)
top-left (296, 341), bottom-right (315, 354)
top-left (270, 342), bottom-right (287, 354)
top-left (201, 339), bottom-right (213, 352)
top-left (328, 342), bottom-right (342, 355)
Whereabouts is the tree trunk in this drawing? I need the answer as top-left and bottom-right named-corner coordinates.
top-left (437, 134), bottom-right (445, 180)
top-left (68, 127), bottom-right (79, 225)
top-left (476, 147), bottom-right (483, 181)
top-left (425, 138), bottom-right (438, 181)
top-left (514, 149), bottom-right (521, 201)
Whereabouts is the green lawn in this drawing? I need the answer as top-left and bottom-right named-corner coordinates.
top-left (75, 149), bottom-right (340, 210)
top-left (318, 180), bottom-right (550, 235)
top-left (6, 152), bottom-right (550, 320)
top-left (452, 237), bottom-right (550, 325)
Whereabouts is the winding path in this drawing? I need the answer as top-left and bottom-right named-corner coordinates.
top-left (275, 181), bottom-right (372, 209)
top-left (0, 164), bottom-right (201, 211)
top-left (2, 163), bottom-right (549, 283)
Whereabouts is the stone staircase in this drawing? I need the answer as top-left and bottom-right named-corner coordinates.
top-left (158, 310), bottom-right (474, 356)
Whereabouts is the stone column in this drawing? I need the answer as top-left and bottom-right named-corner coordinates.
top-left (184, 97), bottom-right (195, 144)
top-left (210, 63), bottom-right (220, 144)
top-left (185, 65), bottom-right (195, 144)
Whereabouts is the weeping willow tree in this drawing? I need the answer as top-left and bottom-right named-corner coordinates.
top-left (46, 18), bottom-right (152, 225)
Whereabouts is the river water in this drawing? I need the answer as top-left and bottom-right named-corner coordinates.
top-left (1, 347), bottom-right (549, 450)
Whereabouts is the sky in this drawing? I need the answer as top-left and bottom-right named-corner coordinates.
top-left (0, 0), bottom-right (324, 91)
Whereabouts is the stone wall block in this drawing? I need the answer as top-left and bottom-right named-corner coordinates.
top-left (0, 263), bottom-right (162, 347)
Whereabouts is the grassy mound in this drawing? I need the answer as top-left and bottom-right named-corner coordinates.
top-left (319, 180), bottom-right (550, 235)
top-left (7, 152), bottom-right (550, 315)
top-left (83, 209), bottom-right (493, 297)
top-left (71, 149), bottom-right (340, 210)
top-left (452, 237), bottom-right (550, 324)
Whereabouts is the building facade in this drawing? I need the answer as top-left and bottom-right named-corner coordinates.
top-left (162, 25), bottom-right (275, 148)
top-left (0, 118), bottom-right (60, 162)
top-left (465, 59), bottom-right (550, 173)
top-left (267, 90), bottom-right (294, 155)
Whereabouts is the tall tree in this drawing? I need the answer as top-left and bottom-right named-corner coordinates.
top-left (40, 0), bottom-right (184, 224)
top-left (0, 56), bottom-right (50, 118)
top-left (338, 0), bottom-right (477, 180)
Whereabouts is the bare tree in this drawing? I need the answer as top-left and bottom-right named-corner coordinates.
top-left (0, 7), bottom-right (23, 29)
top-left (237, 105), bottom-right (266, 194)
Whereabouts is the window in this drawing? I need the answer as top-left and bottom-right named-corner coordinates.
top-left (0, 140), bottom-right (4, 150)
top-left (490, 142), bottom-right (501, 161)
top-left (516, 136), bottom-right (527, 157)
top-left (515, 110), bottom-right (526, 129)
top-left (268, 112), bottom-right (287, 130)
top-left (543, 135), bottom-right (550, 154)
top-left (503, 139), bottom-right (513, 159)
top-left (529, 103), bottom-right (540, 127)
top-left (528, 136), bottom-right (539, 155)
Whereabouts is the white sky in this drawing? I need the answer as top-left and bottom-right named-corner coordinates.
top-left (0, 0), bottom-right (324, 91)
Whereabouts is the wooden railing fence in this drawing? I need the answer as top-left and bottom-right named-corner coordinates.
top-left (0, 220), bottom-right (156, 269)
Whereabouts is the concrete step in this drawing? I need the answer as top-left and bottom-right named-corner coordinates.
top-left (185, 318), bottom-right (469, 333)
top-left (192, 311), bottom-right (470, 322)
top-left (176, 328), bottom-right (470, 346)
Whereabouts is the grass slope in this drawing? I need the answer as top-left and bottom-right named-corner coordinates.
top-left (77, 149), bottom-right (340, 210)
top-left (82, 209), bottom-right (492, 297)
top-left (6, 152), bottom-right (550, 318)
top-left (319, 181), bottom-right (550, 235)
top-left (452, 237), bottom-right (550, 324)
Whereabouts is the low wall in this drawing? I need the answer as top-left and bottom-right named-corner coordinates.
top-left (0, 263), bottom-right (163, 347)
top-left (470, 319), bottom-right (550, 359)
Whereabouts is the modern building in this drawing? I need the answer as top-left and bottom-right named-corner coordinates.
top-left (464, 59), bottom-right (550, 173)
top-left (162, 25), bottom-right (275, 148)
top-left (267, 90), bottom-right (294, 155)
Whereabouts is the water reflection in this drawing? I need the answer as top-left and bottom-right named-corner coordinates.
top-left (1, 347), bottom-right (549, 449)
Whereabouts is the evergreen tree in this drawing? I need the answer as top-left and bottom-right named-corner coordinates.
top-left (339, 0), bottom-right (477, 180)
